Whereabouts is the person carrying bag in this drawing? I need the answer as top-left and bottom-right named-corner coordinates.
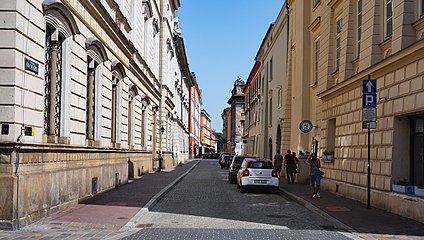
top-left (307, 153), bottom-right (322, 198)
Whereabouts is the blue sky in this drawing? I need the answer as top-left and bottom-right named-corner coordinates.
top-left (178, 1), bottom-right (284, 132)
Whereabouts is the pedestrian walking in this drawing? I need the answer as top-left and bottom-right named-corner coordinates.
top-left (292, 151), bottom-right (300, 175)
top-left (283, 150), bottom-right (296, 184)
top-left (273, 149), bottom-right (283, 177)
top-left (307, 152), bottom-right (321, 198)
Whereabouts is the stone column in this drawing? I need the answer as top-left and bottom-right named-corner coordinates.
top-left (48, 41), bottom-right (59, 141)
top-left (87, 68), bottom-right (95, 141)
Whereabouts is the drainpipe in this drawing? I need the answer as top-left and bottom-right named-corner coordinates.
top-left (158, 0), bottom-right (164, 171)
top-left (14, 127), bottom-right (24, 230)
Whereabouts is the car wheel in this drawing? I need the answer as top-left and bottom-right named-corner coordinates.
top-left (236, 181), bottom-right (240, 189)
top-left (240, 184), bottom-right (246, 193)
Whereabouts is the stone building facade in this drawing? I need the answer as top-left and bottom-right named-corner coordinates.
top-left (243, 61), bottom-right (262, 156)
top-left (189, 73), bottom-right (201, 158)
top-left (0, 0), bottom-right (192, 229)
top-left (242, 0), bottom-right (424, 223)
top-left (226, 78), bottom-right (245, 155)
top-left (303, 0), bottom-right (424, 222)
top-left (200, 109), bottom-right (212, 154)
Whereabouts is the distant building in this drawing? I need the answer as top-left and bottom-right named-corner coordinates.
top-left (227, 77), bottom-right (246, 155)
top-left (243, 61), bottom-right (262, 156)
top-left (189, 73), bottom-right (202, 158)
top-left (200, 109), bottom-right (212, 154)
top-left (221, 107), bottom-right (232, 153)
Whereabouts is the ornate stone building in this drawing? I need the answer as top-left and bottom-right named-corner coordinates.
top-left (0, 0), bottom-right (192, 229)
top-left (226, 77), bottom-right (245, 155)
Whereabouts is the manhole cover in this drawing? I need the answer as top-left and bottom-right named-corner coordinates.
top-left (105, 201), bottom-right (128, 206)
top-left (266, 214), bottom-right (289, 218)
top-left (325, 206), bottom-right (351, 212)
top-left (136, 224), bottom-right (154, 228)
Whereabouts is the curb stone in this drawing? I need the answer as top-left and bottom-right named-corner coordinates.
top-left (278, 187), bottom-right (363, 239)
top-left (109, 160), bottom-right (201, 238)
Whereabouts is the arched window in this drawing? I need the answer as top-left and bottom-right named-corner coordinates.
top-left (85, 38), bottom-right (108, 143)
top-left (43, 0), bottom-right (79, 143)
top-left (140, 97), bottom-right (149, 148)
top-left (142, 0), bottom-right (153, 59)
top-left (128, 86), bottom-right (138, 147)
top-left (111, 61), bottom-right (125, 146)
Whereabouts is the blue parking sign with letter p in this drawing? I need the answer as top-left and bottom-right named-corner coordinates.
top-left (362, 93), bottom-right (376, 108)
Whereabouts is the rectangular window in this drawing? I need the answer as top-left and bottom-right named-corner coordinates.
top-left (420, 0), bottom-right (424, 18)
top-left (313, 0), bottom-right (321, 7)
top-left (313, 38), bottom-right (320, 84)
top-left (269, 58), bottom-right (273, 81)
top-left (335, 16), bottom-right (342, 70)
top-left (356, 0), bottom-right (362, 57)
top-left (269, 97), bottom-right (272, 127)
top-left (385, 0), bottom-right (393, 38)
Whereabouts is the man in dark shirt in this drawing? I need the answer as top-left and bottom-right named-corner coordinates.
top-left (283, 150), bottom-right (296, 184)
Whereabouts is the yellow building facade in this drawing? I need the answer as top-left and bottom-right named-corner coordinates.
top-left (286, 0), bottom-right (424, 222)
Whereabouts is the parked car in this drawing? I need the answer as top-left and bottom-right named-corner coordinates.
top-left (220, 155), bottom-right (233, 169)
top-left (219, 152), bottom-right (230, 161)
top-left (228, 155), bottom-right (256, 184)
top-left (236, 158), bottom-right (279, 193)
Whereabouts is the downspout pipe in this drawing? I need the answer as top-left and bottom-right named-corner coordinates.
top-left (158, 0), bottom-right (164, 171)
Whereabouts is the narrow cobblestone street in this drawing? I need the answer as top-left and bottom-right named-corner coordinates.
top-left (122, 159), bottom-right (356, 240)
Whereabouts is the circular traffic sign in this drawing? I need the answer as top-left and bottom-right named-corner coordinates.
top-left (299, 120), bottom-right (313, 133)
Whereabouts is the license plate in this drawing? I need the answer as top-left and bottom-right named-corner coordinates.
top-left (254, 180), bottom-right (267, 184)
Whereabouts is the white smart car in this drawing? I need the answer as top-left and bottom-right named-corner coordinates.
top-left (236, 158), bottom-right (279, 193)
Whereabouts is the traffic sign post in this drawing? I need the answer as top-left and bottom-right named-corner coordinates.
top-left (362, 76), bottom-right (376, 210)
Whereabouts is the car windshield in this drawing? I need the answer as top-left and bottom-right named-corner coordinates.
top-left (224, 156), bottom-right (233, 161)
top-left (248, 161), bottom-right (273, 169)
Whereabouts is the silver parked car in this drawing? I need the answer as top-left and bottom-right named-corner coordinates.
top-left (236, 158), bottom-right (279, 193)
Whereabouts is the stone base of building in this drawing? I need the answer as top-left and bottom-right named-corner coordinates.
top-left (0, 143), bottom-right (172, 230)
top-left (321, 180), bottom-right (424, 224)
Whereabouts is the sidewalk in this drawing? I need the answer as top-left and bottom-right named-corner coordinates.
top-left (278, 179), bottom-right (424, 240)
top-left (0, 159), bottom-right (200, 240)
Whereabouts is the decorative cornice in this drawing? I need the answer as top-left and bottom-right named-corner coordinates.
top-left (308, 17), bottom-right (321, 32)
top-left (318, 39), bottom-right (424, 101)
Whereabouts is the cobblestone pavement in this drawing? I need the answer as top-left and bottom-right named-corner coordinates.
top-left (123, 160), bottom-right (358, 240)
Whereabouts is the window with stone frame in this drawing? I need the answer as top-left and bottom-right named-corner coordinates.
top-left (313, 37), bottom-right (320, 84)
top-left (384, 0), bottom-right (393, 38)
top-left (141, 100), bottom-right (147, 147)
top-left (111, 72), bottom-right (122, 145)
top-left (44, 25), bottom-right (64, 139)
top-left (128, 87), bottom-right (137, 147)
top-left (420, 0), bottom-right (424, 18)
top-left (335, 16), bottom-right (342, 71)
top-left (86, 56), bottom-right (99, 141)
top-left (313, 0), bottom-right (321, 8)
top-left (356, 0), bottom-right (362, 57)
